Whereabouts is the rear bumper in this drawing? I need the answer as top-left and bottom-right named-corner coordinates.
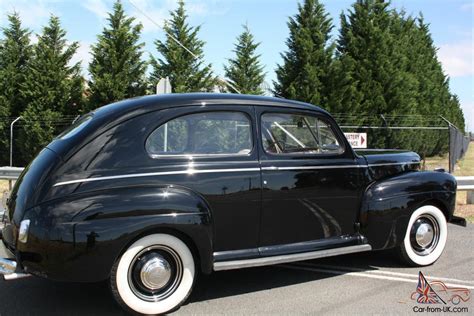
top-left (0, 257), bottom-right (17, 275)
top-left (0, 228), bottom-right (30, 280)
top-left (0, 237), bottom-right (18, 275)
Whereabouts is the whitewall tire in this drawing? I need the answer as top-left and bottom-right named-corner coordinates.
top-left (110, 234), bottom-right (195, 315)
top-left (398, 205), bottom-right (447, 266)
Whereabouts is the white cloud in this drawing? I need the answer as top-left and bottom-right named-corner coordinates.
top-left (461, 2), bottom-right (473, 12)
top-left (0, 0), bottom-right (56, 30)
top-left (70, 41), bottom-right (92, 77)
top-left (83, 0), bottom-right (109, 20)
top-left (83, 0), bottom-right (229, 33)
top-left (438, 41), bottom-right (474, 78)
top-left (460, 100), bottom-right (474, 132)
top-left (127, 0), bottom-right (175, 33)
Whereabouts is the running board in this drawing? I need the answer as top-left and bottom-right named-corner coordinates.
top-left (213, 244), bottom-right (372, 271)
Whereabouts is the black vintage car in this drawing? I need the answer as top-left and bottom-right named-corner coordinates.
top-left (0, 94), bottom-right (464, 314)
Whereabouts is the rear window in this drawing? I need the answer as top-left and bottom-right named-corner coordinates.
top-left (57, 115), bottom-right (93, 140)
top-left (146, 111), bottom-right (253, 156)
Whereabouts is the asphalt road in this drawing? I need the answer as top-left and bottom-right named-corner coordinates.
top-left (1, 224), bottom-right (473, 315)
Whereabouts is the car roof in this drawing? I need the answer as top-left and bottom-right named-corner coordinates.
top-left (93, 93), bottom-right (328, 120)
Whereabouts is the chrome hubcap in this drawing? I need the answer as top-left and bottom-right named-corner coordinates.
top-left (410, 214), bottom-right (440, 256)
top-left (415, 223), bottom-right (434, 247)
top-left (140, 254), bottom-right (172, 290)
top-left (128, 246), bottom-right (183, 302)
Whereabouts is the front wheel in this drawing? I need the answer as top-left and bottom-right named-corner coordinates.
top-left (110, 234), bottom-right (195, 315)
top-left (397, 205), bottom-right (447, 266)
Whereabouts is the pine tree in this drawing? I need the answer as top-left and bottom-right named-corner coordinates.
top-left (400, 15), bottom-right (464, 155)
top-left (0, 13), bottom-right (32, 164)
top-left (333, 2), bottom-right (464, 155)
top-left (0, 12), bottom-right (32, 117)
top-left (19, 15), bottom-right (83, 163)
top-left (88, 0), bottom-right (147, 109)
top-left (224, 25), bottom-right (265, 95)
top-left (150, 0), bottom-right (216, 92)
top-left (274, 0), bottom-right (334, 106)
top-left (334, 0), bottom-right (418, 149)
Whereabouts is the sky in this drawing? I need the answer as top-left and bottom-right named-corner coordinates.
top-left (0, 0), bottom-right (472, 131)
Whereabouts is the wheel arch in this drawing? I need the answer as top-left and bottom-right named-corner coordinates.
top-left (360, 171), bottom-right (456, 250)
top-left (24, 184), bottom-right (216, 282)
top-left (422, 198), bottom-right (451, 222)
top-left (115, 225), bottom-right (212, 275)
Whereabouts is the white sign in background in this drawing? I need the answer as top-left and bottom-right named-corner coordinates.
top-left (344, 132), bottom-right (367, 149)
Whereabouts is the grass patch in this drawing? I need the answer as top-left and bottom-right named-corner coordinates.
top-left (424, 142), bottom-right (474, 223)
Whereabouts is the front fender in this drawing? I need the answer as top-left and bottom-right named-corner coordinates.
top-left (360, 171), bottom-right (456, 250)
top-left (18, 185), bottom-right (213, 282)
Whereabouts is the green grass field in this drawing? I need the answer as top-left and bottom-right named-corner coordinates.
top-left (452, 143), bottom-right (474, 222)
top-left (424, 142), bottom-right (474, 222)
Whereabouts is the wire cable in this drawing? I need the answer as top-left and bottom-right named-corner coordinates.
top-left (127, 0), bottom-right (241, 94)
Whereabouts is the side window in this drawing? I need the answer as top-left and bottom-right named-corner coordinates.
top-left (146, 111), bottom-right (253, 156)
top-left (261, 113), bottom-right (344, 155)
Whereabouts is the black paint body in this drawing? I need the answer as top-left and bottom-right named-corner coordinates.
top-left (1, 94), bottom-right (457, 282)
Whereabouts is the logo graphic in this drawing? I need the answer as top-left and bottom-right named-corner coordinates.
top-left (411, 272), bottom-right (471, 305)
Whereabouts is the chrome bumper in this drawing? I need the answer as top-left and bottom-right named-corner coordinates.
top-left (0, 257), bottom-right (17, 275)
top-left (0, 231), bottom-right (30, 280)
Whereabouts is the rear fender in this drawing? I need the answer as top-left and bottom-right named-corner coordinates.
top-left (359, 171), bottom-right (456, 250)
top-left (19, 185), bottom-right (213, 282)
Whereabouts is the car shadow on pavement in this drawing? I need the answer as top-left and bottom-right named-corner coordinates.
top-left (186, 250), bottom-right (403, 305)
top-left (0, 250), bottom-right (403, 315)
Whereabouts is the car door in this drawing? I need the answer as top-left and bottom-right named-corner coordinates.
top-left (256, 106), bottom-right (364, 253)
top-left (144, 105), bottom-right (262, 254)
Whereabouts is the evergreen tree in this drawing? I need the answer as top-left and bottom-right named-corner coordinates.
top-left (224, 25), bottom-right (265, 95)
top-left (333, 2), bottom-right (464, 155)
top-left (0, 13), bottom-right (32, 164)
top-left (390, 14), bottom-right (465, 155)
top-left (334, 0), bottom-right (418, 149)
top-left (19, 15), bottom-right (83, 163)
top-left (150, 0), bottom-right (216, 92)
top-left (88, 0), bottom-right (147, 109)
top-left (274, 0), bottom-right (334, 106)
top-left (0, 12), bottom-right (32, 117)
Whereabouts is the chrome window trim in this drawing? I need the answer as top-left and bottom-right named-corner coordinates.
top-left (53, 161), bottom-right (420, 187)
top-left (260, 111), bottom-right (346, 157)
top-left (149, 152), bottom-right (252, 159)
top-left (146, 110), bottom-right (255, 159)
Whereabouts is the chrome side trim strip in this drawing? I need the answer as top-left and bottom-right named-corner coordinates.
top-left (53, 167), bottom-right (261, 187)
top-left (54, 161), bottom-right (420, 187)
top-left (368, 161), bottom-right (420, 167)
top-left (262, 165), bottom-right (364, 171)
top-left (213, 244), bottom-right (372, 271)
top-left (262, 161), bottom-right (419, 171)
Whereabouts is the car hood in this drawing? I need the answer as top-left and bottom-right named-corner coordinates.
top-left (358, 150), bottom-right (421, 181)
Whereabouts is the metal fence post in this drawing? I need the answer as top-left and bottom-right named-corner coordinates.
top-left (9, 116), bottom-right (22, 190)
top-left (439, 116), bottom-right (453, 173)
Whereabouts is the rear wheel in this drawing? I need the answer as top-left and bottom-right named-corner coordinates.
top-left (397, 205), bottom-right (447, 266)
top-left (110, 234), bottom-right (195, 315)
